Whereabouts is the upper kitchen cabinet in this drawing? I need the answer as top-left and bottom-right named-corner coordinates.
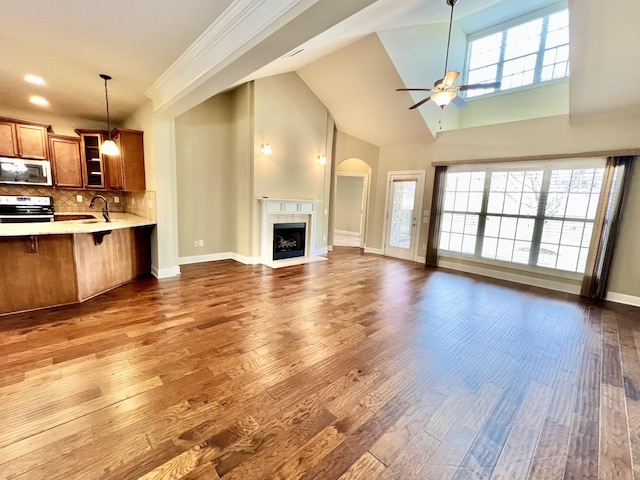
top-left (75, 129), bottom-right (107, 189)
top-left (49, 134), bottom-right (83, 188)
top-left (0, 117), bottom-right (50, 159)
top-left (105, 129), bottom-right (145, 191)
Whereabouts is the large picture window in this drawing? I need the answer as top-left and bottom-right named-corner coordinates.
top-left (465, 6), bottom-right (569, 98)
top-left (439, 161), bottom-right (605, 274)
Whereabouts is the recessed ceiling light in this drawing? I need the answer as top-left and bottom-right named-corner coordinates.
top-left (25, 74), bottom-right (46, 85)
top-left (29, 96), bottom-right (49, 106)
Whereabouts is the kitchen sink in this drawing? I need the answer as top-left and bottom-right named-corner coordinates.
top-left (54, 214), bottom-right (97, 222)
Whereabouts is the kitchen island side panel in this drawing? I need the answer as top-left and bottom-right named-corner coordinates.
top-left (74, 229), bottom-right (135, 301)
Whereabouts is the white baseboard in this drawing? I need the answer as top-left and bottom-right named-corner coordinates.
top-left (328, 245), bottom-right (333, 252)
top-left (179, 250), bottom-right (325, 267)
top-left (606, 292), bottom-right (640, 307)
top-left (416, 256), bottom-right (426, 264)
top-left (179, 252), bottom-right (234, 265)
top-left (334, 229), bottom-right (360, 237)
top-left (230, 253), bottom-right (261, 265)
top-left (438, 258), bottom-right (581, 295)
top-left (364, 247), bottom-right (384, 255)
top-left (152, 265), bottom-right (181, 279)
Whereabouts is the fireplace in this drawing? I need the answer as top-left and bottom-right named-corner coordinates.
top-left (273, 223), bottom-right (306, 260)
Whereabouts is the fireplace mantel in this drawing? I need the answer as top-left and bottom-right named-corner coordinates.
top-left (258, 198), bottom-right (326, 267)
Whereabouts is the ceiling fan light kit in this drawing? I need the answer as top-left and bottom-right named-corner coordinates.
top-left (396, 0), bottom-right (501, 111)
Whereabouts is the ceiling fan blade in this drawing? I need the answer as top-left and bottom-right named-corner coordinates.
top-left (451, 95), bottom-right (467, 108)
top-left (442, 70), bottom-right (460, 87)
top-left (396, 88), bottom-right (434, 92)
top-left (409, 96), bottom-right (433, 110)
top-left (459, 82), bottom-right (501, 91)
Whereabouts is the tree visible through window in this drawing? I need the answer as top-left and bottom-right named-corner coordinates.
top-left (465, 7), bottom-right (569, 98)
top-left (439, 162), bottom-right (604, 274)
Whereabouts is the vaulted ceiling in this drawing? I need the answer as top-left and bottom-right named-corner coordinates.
top-left (1, 0), bottom-right (639, 147)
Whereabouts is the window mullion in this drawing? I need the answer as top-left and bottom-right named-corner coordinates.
top-left (534, 15), bottom-right (549, 85)
top-left (474, 172), bottom-right (492, 257)
top-left (529, 169), bottom-right (552, 266)
top-left (497, 31), bottom-right (507, 84)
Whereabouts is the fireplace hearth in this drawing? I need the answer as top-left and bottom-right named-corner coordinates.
top-left (273, 223), bottom-right (306, 260)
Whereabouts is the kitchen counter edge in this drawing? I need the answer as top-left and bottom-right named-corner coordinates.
top-left (0, 213), bottom-right (156, 236)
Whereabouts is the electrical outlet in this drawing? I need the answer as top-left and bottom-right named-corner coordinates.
top-left (147, 200), bottom-right (153, 209)
top-left (113, 196), bottom-right (120, 203)
top-left (193, 240), bottom-right (198, 247)
top-left (131, 198), bottom-right (135, 206)
top-left (198, 240), bottom-right (204, 247)
top-left (76, 195), bottom-right (83, 202)
top-left (322, 235), bottom-right (327, 242)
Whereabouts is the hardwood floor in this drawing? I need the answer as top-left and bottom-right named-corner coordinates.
top-left (1, 247), bottom-right (639, 479)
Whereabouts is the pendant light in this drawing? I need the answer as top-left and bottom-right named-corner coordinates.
top-left (99, 74), bottom-right (120, 156)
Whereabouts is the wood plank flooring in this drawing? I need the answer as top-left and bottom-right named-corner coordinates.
top-left (1, 247), bottom-right (640, 479)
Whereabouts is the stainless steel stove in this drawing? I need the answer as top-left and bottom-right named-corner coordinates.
top-left (0, 195), bottom-right (54, 223)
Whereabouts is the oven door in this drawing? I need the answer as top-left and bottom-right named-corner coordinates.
top-left (0, 158), bottom-right (52, 186)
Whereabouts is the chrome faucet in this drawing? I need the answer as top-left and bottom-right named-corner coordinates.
top-left (89, 195), bottom-right (111, 222)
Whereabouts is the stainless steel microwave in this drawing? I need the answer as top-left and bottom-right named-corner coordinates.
top-left (0, 157), bottom-right (52, 186)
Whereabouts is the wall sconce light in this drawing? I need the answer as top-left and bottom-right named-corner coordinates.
top-left (260, 143), bottom-right (272, 155)
top-left (316, 154), bottom-right (327, 165)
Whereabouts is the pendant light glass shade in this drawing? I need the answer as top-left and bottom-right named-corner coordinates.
top-left (99, 73), bottom-right (120, 156)
top-left (100, 139), bottom-right (119, 156)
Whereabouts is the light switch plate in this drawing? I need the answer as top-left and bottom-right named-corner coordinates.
top-left (76, 195), bottom-right (83, 202)
top-left (113, 196), bottom-right (120, 203)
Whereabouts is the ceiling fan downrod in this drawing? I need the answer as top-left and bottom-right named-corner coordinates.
top-left (443, 0), bottom-right (458, 76)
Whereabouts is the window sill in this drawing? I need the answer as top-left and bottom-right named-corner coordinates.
top-left (439, 251), bottom-right (583, 282)
top-left (462, 77), bottom-right (569, 103)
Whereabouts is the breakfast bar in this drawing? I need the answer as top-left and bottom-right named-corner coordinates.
top-left (0, 213), bottom-right (155, 315)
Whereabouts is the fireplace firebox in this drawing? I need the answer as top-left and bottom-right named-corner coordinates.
top-left (273, 223), bottom-right (306, 260)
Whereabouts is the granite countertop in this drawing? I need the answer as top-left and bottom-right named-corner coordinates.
top-left (0, 212), bottom-right (156, 237)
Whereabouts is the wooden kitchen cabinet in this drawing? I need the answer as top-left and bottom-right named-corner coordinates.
top-left (76, 129), bottom-right (107, 189)
top-left (106, 128), bottom-right (146, 191)
top-left (49, 134), bottom-right (83, 188)
top-left (0, 117), bottom-right (50, 159)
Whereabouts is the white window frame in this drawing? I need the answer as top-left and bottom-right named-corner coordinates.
top-left (439, 158), bottom-right (606, 277)
top-left (463, 2), bottom-right (569, 100)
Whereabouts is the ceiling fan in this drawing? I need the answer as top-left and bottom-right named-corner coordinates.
top-left (397, 0), bottom-right (501, 110)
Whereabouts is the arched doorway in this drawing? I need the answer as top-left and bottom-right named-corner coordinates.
top-left (334, 158), bottom-right (371, 248)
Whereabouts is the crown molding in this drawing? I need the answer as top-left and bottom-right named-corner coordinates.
top-left (146, 0), bottom-right (303, 113)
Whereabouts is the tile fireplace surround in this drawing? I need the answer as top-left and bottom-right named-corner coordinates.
top-left (259, 198), bottom-right (327, 268)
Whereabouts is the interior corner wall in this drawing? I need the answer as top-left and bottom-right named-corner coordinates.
top-left (175, 93), bottom-right (236, 259)
top-left (230, 82), bottom-right (255, 258)
top-left (253, 73), bottom-right (331, 256)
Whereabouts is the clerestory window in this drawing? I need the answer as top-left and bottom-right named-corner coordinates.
top-left (464, 6), bottom-right (569, 98)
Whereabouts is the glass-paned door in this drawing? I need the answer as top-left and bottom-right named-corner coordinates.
top-left (384, 173), bottom-right (424, 260)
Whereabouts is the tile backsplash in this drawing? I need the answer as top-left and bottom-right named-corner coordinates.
top-left (0, 186), bottom-right (156, 221)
